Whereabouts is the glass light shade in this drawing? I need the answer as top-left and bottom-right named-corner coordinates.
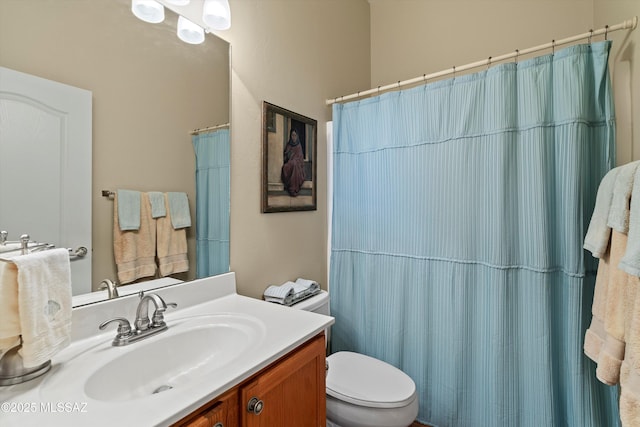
top-left (131, 0), bottom-right (165, 23)
top-left (166, 0), bottom-right (191, 5)
top-left (202, 0), bottom-right (231, 30)
top-left (177, 16), bottom-right (205, 45)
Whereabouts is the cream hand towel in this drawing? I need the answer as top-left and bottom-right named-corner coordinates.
top-left (584, 244), bottom-right (610, 362)
top-left (584, 167), bottom-right (619, 258)
top-left (0, 260), bottom-right (21, 354)
top-left (117, 189), bottom-right (141, 231)
top-left (114, 192), bottom-right (157, 284)
top-left (608, 161), bottom-right (640, 234)
top-left (596, 230), bottom-right (631, 385)
top-left (157, 193), bottom-right (189, 277)
top-left (11, 248), bottom-right (72, 368)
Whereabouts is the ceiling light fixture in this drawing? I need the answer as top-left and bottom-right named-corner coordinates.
top-left (131, 0), bottom-right (165, 24)
top-left (177, 16), bottom-right (205, 45)
top-left (202, 0), bottom-right (231, 31)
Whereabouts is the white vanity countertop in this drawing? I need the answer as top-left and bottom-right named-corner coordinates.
top-left (0, 273), bottom-right (334, 426)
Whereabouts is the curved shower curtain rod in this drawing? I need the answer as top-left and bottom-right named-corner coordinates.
top-left (326, 16), bottom-right (638, 106)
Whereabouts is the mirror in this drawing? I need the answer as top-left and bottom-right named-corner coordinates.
top-left (0, 0), bottom-right (230, 304)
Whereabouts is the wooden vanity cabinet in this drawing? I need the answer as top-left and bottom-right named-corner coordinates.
top-left (173, 389), bottom-right (238, 427)
top-left (172, 333), bottom-right (326, 427)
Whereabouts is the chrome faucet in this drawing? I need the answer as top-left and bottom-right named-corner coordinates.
top-left (135, 292), bottom-right (177, 331)
top-left (98, 279), bottom-right (119, 299)
top-left (99, 292), bottom-right (177, 346)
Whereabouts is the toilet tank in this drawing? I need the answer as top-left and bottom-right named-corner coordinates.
top-left (290, 290), bottom-right (329, 315)
top-left (290, 290), bottom-right (331, 342)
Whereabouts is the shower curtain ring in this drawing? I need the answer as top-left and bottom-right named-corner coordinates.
top-left (515, 49), bottom-right (519, 64)
top-left (453, 65), bottom-right (456, 79)
top-left (588, 29), bottom-right (593, 44)
top-left (552, 39), bottom-right (555, 55)
top-left (605, 25), bottom-right (609, 40)
top-left (487, 56), bottom-right (491, 70)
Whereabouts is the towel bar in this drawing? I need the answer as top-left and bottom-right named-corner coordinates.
top-left (0, 232), bottom-right (88, 263)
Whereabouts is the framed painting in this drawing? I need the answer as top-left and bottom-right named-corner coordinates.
top-left (261, 101), bottom-right (317, 213)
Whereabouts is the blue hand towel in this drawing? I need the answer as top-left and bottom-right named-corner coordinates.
top-left (620, 170), bottom-right (640, 276)
top-left (117, 189), bottom-right (141, 231)
top-left (168, 192), bottom-right (191, 229)
top-left (607, 161), bottom-right (640, 233)
top-left (148, 191), bottom-right (166, 219)
top-left (584, 167), bottom-right (620, 258)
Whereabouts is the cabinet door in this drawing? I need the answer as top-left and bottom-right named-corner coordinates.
top-left (241, 334), bottom-right (326, 427)
top-left (172, 388), bottom-right (239, 427)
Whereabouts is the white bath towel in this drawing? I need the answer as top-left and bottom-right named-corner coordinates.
top-left (11, 248), bottom-right (72, 368)
top-left (168, 192), bottom-right (191, 229)
top-left (157, 193), bottom-right (189, 277)
top-left (584, 167), bottom-right (619, 258)
top-left (264, 281), bottom-right (296, 305)
top-left (620, 169), bottom-right (640, 276)
top-left (608, 161), bottom-right (640, 234)
top-left (148, 191), bottom-right (167, 219)
top-left (117, 189), bottom-right (141, 231)
top-left (114, 192), bottom-right (157, 284)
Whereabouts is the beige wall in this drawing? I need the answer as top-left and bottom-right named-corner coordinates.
top-left (370, 0), bottom-right (594, 86)
top-left (369, 0), bottom-right (638, 164)
top-left (0, 0), bottom-right (229, 290)
top-left (220, 0), bottom-right (371, 298)
top-left (594, 1), bottom-right (640, 166)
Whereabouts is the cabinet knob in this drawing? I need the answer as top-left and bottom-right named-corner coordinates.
top-left (247, 397), bottom-right (264, 415)
top-left (213, 423), bottom-right (223, 427)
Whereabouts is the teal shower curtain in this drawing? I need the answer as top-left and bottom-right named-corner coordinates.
top-left (330, 41), bottom-right (618, 426)
top-left (192, 129), bottom-right (230, 278)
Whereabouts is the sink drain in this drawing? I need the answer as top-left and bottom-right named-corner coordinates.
top-left (152, 385), bottom-right (173, 394)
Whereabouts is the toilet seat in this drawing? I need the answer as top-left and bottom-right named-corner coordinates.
top-left (326, 351), bottom-right (417, 409)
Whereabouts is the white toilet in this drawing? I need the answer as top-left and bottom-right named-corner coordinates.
top-left (291, 291), bottom-right (419, 427)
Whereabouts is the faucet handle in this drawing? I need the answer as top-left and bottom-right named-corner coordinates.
top-left (151, 302), bottom-right (177, 328)
top-left (99, 317), bottom-right (133, 338)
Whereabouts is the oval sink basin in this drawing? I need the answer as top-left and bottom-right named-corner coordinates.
top-left (40, 314), bottom-right (266, 403)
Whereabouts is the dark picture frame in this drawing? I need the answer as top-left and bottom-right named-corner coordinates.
top-left (261, 101), bottom-right (317, 213)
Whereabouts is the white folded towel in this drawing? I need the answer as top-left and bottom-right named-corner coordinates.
top-left (584, 167), bottom-right (620, 258)
top-left (608, 161), bottom-right (640, 234)
top-left (11, 248), bottom-right (72, 368)
top-left (117, 189), bottom-right (141, 231)
top-left (620, 169), bottom-right (640, 276)
top-left (264, 281), bottom-right (296, 305)
top-left (293, 278), bottom-right (320, 295)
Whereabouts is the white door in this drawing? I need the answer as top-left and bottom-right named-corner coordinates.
top-left (0, 66), bottom-right (92, 295)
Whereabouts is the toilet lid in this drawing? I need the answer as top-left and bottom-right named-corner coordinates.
top-left (326, 351), bottom-right (417, 409)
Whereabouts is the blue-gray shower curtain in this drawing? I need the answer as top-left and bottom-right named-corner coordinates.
top-left (192, 129), bottom-right (230, 278)
top-left (330, 41), bottom-right (618, 426)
